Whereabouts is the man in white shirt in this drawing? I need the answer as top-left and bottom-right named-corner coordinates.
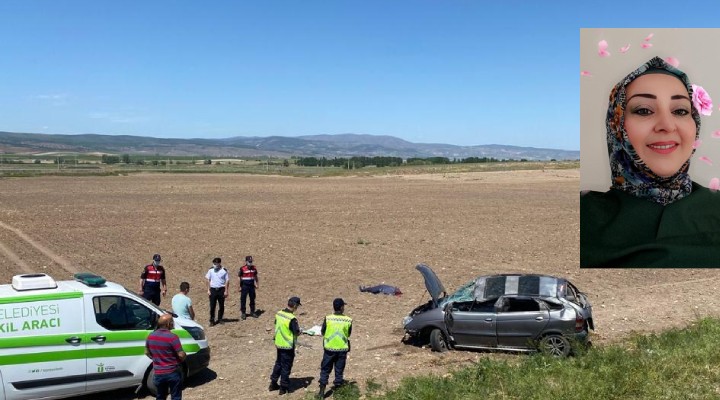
top-left (205, 257), bottom-right (229, 326)
top-left (171, 282), bottom-right (195, 320)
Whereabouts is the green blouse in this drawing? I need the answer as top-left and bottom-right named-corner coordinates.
top-left (581, 183), bottom-right (720, 267)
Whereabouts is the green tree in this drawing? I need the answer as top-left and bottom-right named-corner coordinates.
top-left (101, 155), bottom-right (120, 164)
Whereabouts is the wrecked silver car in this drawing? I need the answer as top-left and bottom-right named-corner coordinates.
top-left (402, 264), bottom-right (594, 356)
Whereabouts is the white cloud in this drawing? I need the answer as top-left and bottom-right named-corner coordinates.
top-left (32, 93), bottom-right (70, 106)
top-left (88, 112), bottom-right (110, 119)
top-left (88, 111), bottom-right (148, 124)
top-left (34, 94), bottom-right (68, 100)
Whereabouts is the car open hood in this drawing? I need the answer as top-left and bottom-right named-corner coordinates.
top-left (415, 263), bottom-right (446, 306)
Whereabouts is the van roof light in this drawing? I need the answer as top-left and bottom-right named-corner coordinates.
top-left (12, 273), bottom-right (58, 291)
top-left (73, 272), bottom-right (106, 287)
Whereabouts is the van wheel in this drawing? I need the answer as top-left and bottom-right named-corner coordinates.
top-left (539, 334), bottom-right (571, 357)
top-left (145, 365), bottom-right (187, 394)
top-left (145, 367), bottom-right (158, 396)
top-left (429, 329), bottom-right (449, 352)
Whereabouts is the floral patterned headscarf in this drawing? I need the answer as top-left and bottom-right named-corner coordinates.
top-left (606, 56), bottom-right (701, 206)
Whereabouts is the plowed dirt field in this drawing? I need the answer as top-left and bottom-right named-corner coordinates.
top-left (1, 169), bottom-right (718, 399)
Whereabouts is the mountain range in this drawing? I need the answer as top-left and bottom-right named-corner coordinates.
top-left (0, 131), bottom-right (579, 160)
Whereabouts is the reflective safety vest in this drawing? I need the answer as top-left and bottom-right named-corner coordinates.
top-left (323, 314), bottom-right (352, 351)
top-left (274, 310), bottom-right (297, 349)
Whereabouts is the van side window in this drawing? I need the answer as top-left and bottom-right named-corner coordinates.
top-left (93, 296), bottom-right (155, 330)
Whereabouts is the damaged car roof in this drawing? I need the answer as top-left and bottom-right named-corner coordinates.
top-left (416, 263), bottom-right (569, 303)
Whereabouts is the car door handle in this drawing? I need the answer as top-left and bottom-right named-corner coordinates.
top-left (535, 317), bottom-right (544, 321)
top-left (65, 336), bottom-right (82, 345)
top-left (91, 335), bottom-right (107, 343)
top-left (485, 318), bottom-right (493, 322)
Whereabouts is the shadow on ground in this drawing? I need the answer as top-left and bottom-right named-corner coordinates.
top-left (69, 368), bottom-right (218, 399)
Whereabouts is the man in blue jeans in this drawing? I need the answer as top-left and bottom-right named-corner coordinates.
top-left (145, 314), bottom-right (187, 400)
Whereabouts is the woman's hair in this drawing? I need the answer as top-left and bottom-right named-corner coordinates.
top-left (605, 56), bottom-right (701, 205)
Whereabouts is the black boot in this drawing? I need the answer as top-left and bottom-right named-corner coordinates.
top-left (268, 381), bottom-right (280, 391)
top-left (317, 384), bottom-right (326, 399)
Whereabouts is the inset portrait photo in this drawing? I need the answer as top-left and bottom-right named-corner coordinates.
top-left (580, 28), bottom-right (720, 267)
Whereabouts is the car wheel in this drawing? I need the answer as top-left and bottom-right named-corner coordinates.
top-left (539, 334), bottom-right (571, 357)
top-left (429, 328), bottom-right (449, 352)
top-left (145, 367), bottom-right (157, 396)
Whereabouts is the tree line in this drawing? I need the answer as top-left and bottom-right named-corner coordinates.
top-left (294, 155), bottom-right (527, 168)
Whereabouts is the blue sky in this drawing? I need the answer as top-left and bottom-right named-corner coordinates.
top-left (2, 2), bottom-right (719, 150)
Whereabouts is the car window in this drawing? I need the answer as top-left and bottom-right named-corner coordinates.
top-left (484, 276), bottom-right (506, 299)
top-left (452, 301), bottom-right (474, 312)
top-left (517, 276), bottom-right (539, 295)
top-left (500, 297), bottom-right (541, 313)
top-left (472, 299), bottom-right (497, 312)
top-left (93, 296), bottom-right (156, 331)
top-left (540, 299), bottom-right (564, 311)
top-left (565, 284), bottom-right (578, 303)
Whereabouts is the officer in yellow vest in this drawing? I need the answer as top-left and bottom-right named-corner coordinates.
top-left (317, 298), bottom-right (353, 399)
top-left (269, 296), bottom-right (301, 395)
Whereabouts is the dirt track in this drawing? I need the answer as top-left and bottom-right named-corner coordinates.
top-left (1, 169), bottom-right (719, 399)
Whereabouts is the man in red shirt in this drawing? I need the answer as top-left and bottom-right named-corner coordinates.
top-left (238, 255), bottom-right (259, 320)
top-left (145, 314), bottom-right (186, 400)
top-left (140, 253), bottom-right (168, 306)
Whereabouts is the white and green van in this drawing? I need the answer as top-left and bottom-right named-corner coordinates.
top-left (0, 273), bottom-right (210, 400)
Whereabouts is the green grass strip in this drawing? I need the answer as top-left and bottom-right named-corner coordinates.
top-left (320, 318), bottom-right (720, 400)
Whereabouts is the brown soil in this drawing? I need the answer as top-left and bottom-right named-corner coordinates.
top-left (1, 169), bottom-right (718, 399)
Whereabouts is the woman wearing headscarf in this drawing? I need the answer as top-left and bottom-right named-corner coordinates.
top-left (581, 56), bottom-right (720, 267)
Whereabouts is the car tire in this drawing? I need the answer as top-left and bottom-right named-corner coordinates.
top-left (145, 367), bottom-right (157, 396)
top-left (429, 328), bottom-right (449, 352)
top-left (146, 364), bottom-right (187, 394)
top-left (539, 334), bottom-right (571, 357)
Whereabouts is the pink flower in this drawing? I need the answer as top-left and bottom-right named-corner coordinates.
top-left (694, 139), bottom-right (702, 149)
top-left (665, 57), bottom-right (679, 68)
top-left (710, 178), bottom-right (720, 191)
top-left (645, 33), bottom-right (654, 41)
top-left (713, 131), bottom-right (720, 139)
top-left (598, 40), bottom-right (610, 57)
top-left (700, 156), bottom-right (713, 166)
top-left (620, 44), bottom-right (631, 53)
top-left (641, 43), bottom-right (653, 49)
top-left (692, 84), bottom-right (713, 116)
top-left (580, 71), bottom-right (592, 77)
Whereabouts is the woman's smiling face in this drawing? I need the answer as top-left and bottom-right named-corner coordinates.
top-left (624, 73), bottom-right (697, 178)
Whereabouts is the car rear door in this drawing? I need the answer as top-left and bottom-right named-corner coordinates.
top-left (445, 299), bottom-right (498, 348)
top-left (495, 297), bottom-right (550, 348)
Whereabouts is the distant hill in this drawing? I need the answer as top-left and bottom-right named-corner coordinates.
top-left (0, 131), bottom-right (579, 160)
